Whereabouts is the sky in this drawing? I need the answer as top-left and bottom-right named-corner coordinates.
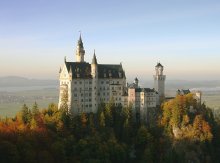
top-left (0, 0), bottom-right (220, 82)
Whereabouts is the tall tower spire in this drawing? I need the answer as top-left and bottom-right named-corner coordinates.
top-left (92, 50), bottom-right (97, 65)
top-left (91, 50), bottom-right (98, 113)
top-left (76, 33), bottom-right (85, 62)
top-left (153, 62), bottom-right (166, 103)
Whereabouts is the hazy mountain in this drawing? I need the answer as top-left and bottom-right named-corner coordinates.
top-left (140, 80), bottom-right (220, 90)
top-left (0, 76), bottom-right (58, 87)
top-left (1, 76), bottom-right (220, 90)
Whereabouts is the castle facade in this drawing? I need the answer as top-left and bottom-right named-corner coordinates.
top-left (58, 35), bottom-right (166, 120)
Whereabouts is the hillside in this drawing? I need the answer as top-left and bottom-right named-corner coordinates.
top-left (0, 76), bottom-right (58, 87)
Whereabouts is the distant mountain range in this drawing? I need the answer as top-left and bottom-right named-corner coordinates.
top-left (139, 80), bottom-right (220, 91)
top-left (0, 76), bottom-right (58, 87)
top-left (0, 76), bottom-right (220, 91)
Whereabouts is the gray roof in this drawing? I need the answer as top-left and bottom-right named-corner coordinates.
top-left (177, 89), bottom-right (191, 95)
top-left (135, 88), bottom-right (155, 93)
top-left (65, 62), bottom-right (125, 79)
top-left (65, 62), bottom-right (92, 79)
top-left (98, 64), bottom-right (125, 78)
top-left (156, 62), bottom-right (163, 67)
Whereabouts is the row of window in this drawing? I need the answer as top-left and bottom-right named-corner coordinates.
top-left (73, 86), bottom-right (122, 92)
top-left (141, 102), bottom-right (155, 106)
top-left (74, 81), bottom-right (92, 85)
top-left (74, 93), bottom-right (92, 97)
top-left (61, 81), bottom-right (69, 85)
top-left (79, 102), bottom-right (121, 108)
top-left (72, 80), bottom-right (121, 85)
top-left (100, 81), bottom-right (121, 84)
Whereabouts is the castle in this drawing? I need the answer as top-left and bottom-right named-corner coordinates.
top-left (58, 35), bottom-right (166, 120)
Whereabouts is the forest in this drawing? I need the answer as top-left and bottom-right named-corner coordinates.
top-left (0, 93), bottom-right (220, 163)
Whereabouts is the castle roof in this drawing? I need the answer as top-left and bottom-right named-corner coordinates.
top-left (135, 88), bottom-right (156, 93)
top-left (65, 62), bottom-right (92, 79)
top-left (156, 62), bottom-right (163, 67)
top-left (92, 53), bottom-right (97, 64)
top-left (65, 62), bottom-right (125, 79)
top-left (98, 64), bottom-right (125, 78)
top-left (177, 89), bottom-right (191, 95)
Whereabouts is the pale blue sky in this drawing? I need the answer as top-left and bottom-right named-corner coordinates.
top-left (0, 0), bottom-right (220, 81)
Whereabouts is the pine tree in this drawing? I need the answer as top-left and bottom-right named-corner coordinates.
top-left (99, 111), bottom-right (106, 128)
top-left (21, 104), bottom-right (31, 124)
top-left (60, 88), bottom-right (68, 112)
top-left (32, 102), bottom-right (39, 117)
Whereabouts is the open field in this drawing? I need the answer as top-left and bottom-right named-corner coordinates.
top-left (0, 88), bottom-right (58, 117)
top-left (0, 88), bottom-right (220, 117)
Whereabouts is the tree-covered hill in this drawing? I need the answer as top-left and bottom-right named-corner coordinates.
top-left (0, 95), bottom-right (219, 163)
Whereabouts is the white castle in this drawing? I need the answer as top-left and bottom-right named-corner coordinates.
top-left (58, 35), bottom-right (166, 120)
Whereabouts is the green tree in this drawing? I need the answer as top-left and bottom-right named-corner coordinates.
top-left (0, 141), bottom-right (19, 163)
top-left (99, 111), bottom-right (106, 128)
top-left (60, 87), bottom-right (69, 112)
top-left (21, 104), bottom-right (31, 124)
top-left (32, 102), bottom-right (39, 117)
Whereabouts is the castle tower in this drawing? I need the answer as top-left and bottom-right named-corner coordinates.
top-left (134, 77), bottom-right (139, 88)
top-left (76, 34), bottom-right (85, 62)
top-left (91, 51), bottom-right (98, 112)
top-left (153, 62), bottom-right (166, 103)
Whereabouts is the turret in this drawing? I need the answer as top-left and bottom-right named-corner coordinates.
top-left (69, 66), bottom-right (72, 80)
top-left (76, 34), bottom-right (85, 62)
top-left (155, 62), bottom-right (163, 75)
top-left (91, 50), bottom-right (98, 113)
top-left (153, 62), bottom-right (166, 104)
top-left (91, 50), bottom-right (98, 78)
top-left (134, 77), bottom-right (139, 88)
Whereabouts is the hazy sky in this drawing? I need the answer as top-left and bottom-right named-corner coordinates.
top-left (0, 0), bottom-right (220, 81)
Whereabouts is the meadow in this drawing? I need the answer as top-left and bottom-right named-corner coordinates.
top-left (0, 88), bottom-right (58, 117)
top-left (0, 87), bottom-right (219, 117)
